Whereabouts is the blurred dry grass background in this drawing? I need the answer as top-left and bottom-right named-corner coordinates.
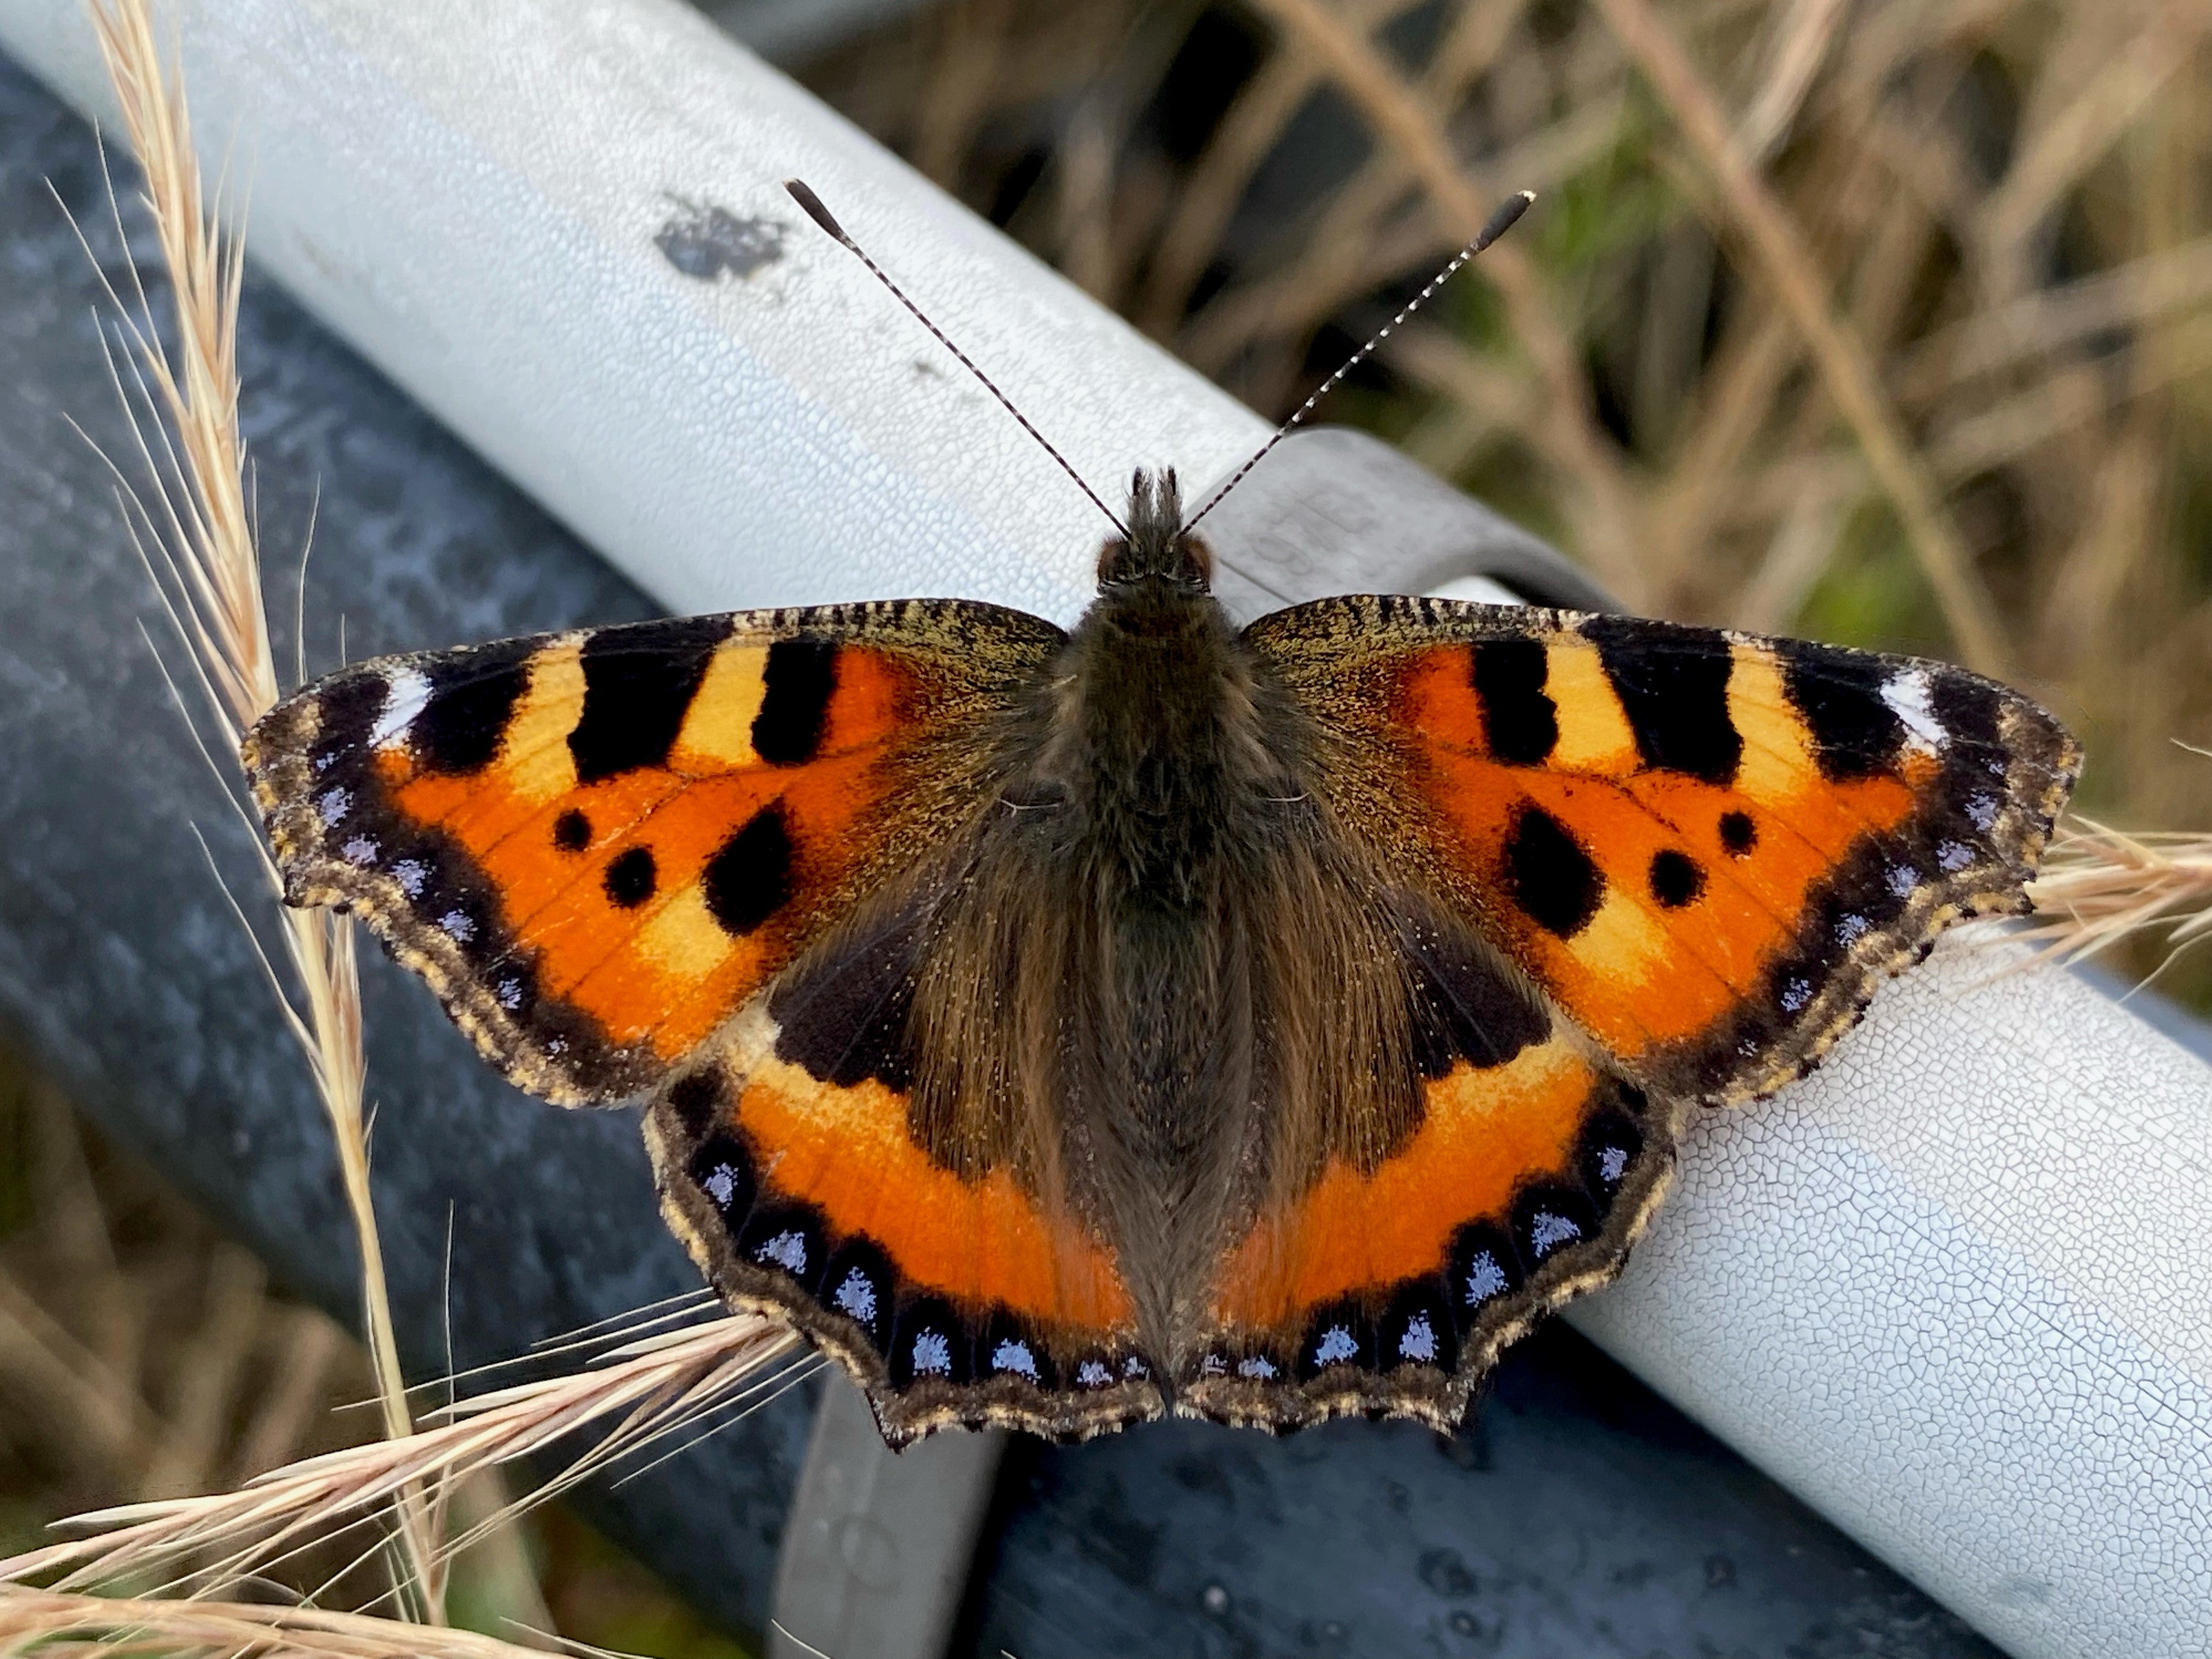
top-left (0, 1049), bottom-right (750, 1657)
top-left (0, 1059), bottom-right (364, 1544)
top-left (5, 1), bottom-right (2209, 1654)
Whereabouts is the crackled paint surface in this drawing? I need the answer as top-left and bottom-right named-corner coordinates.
top-left (1573, 933), bottom-right (2212, 1659)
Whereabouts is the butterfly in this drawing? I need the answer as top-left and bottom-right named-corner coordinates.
top-left (241, 187), bottom-right (2078, 1448)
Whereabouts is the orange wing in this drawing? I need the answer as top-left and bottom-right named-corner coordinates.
top-left (1248, 597), bottom-right (2078, 1104)
top-left (246, 600), bottom-right (1158, 1443)
top-left (1180, 911), bottom-right (1674, 1434)
top-left (245, 601), bottom-right (1053, 1103)
top-left (1178, 596), bottom-right (2077, 1431)
top-left (645, 911), bottom-right (1161, 1446)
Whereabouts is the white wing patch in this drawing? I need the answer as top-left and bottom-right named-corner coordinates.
top-left (1882, 669), bottom-right (1947, 758)
top-left (369, 667), bottom-right (432, 751)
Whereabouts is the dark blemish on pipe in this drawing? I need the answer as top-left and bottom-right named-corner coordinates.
top-left (655, 195), bottom-right (786, 281)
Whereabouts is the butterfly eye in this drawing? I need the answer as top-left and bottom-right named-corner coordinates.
top-left (1449, 1222), bottom-right (1525, 1321)
top-left (890, 1297), bottom-right (970, 1387)
top-left (1525, 1211), bottom-right (1581, 1257)
top-left (817, 1239), bottom-right (896, 1348)
top-left (1508, 1184), bottom-right (1601, 1270)
top-left (753, 1229), bottom-right (809, 1276)
top-left (684, 1133), bottom-right (752, 1218)
top-left (978, 1313), bottom-right (1059, 1390)
top-left (833, 1268), bottom-right (877, 1325)
top-left (1465, 1252), bottom-right (1508, 1304)
top-left (1398, 1313), bottom-right (1438, 1364)
top-left (738, 1207), bottom-right (826, 1290)
top-left (1383, 1282), bottom-right (1459, 1374)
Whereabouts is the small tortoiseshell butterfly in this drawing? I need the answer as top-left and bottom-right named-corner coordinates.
top-left (242, 185), bottom-right (2077, 1447)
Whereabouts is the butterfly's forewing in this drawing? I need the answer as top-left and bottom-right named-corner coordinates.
top-left (1249, 597), bottom-right (2077, 1101)
top-left (248, 601), bottom-right (1161, 1442)
top-left (246, 602), bottom-right (1049, 1100)
top-left (1191, 595), bottom-right (2076, 1428)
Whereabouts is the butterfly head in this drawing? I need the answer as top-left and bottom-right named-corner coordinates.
top-left (1097, 467), bottom-right (1212, 591)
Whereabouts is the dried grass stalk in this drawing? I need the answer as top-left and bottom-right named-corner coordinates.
top-left (0, 1315), bottom-right (799, 1599)
top-left (0, 1585), bottom-right (562, 1659)
top-left (83, 0), bottom-right (429, 1610)
top-left (2021, 818), bottom-right (2212, 971)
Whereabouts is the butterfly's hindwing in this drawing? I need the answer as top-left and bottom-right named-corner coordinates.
top-left (1184, 903), bottom-right (1677, 1431)
top-left (645, 966), bottom-right (1165, 1446)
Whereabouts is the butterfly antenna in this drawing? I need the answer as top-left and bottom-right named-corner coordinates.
top-left (1181, 189), bottom-right (1537, 534)
top-left (785, 179), bottom-right (1129, 537)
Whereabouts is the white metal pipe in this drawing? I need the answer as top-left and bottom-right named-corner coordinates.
top-left (4, 0), bottom-right (1264, 631)
top-left (2, 3), bottom-right (2204, 1654)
